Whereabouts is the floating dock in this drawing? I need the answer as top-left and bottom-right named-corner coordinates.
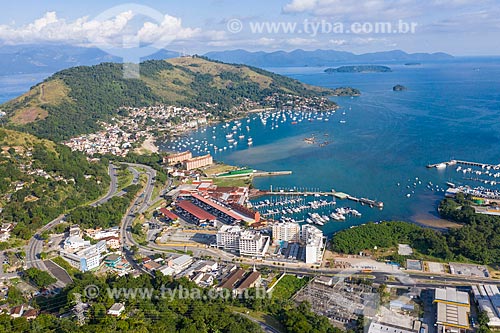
top-left (427, 159), bottom-right (500, 169)
top-left (256, 188), bottom-right (383, 209)
top-left (253, 171), bottom-right (292, 177)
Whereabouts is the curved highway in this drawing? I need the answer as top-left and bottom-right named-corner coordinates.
top-left (25, 163), bottom-right (120, 286)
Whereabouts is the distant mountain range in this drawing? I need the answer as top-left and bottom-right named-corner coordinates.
top-left (205, 49), bottom-right (454, 67)
top-left (0, 44), bottom-right (454, 75)
top-left (0, 44), bottom-right (180, 75)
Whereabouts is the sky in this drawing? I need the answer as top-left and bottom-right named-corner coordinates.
top-left (0, 0), bottom-right (499, 56)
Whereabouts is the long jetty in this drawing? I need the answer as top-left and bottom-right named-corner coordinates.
top-left (427, 159), bottom-right (500, 169)
top-left (254, 188), bottom-right (384, 209)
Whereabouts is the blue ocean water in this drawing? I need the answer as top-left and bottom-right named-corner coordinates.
top-left (2, 59), bottom-right (500, 236)
top-left (0, 73), bottom-right (50, 103)
top-left (163, 58), bottom-right (500, 235)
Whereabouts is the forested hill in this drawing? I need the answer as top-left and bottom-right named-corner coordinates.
top-left (0, 128), bottom-right (109, 240)
top-left (0, 56), bottom-right (345, 142)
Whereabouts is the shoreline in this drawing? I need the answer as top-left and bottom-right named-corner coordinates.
top-left (411, 213), bottom-right (462, 230)
top-left (139, 135), bottom-right (159, 154)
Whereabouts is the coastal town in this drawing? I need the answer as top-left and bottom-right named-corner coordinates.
top-left (2, 98), bottom-right (500, 331)
top-left (63, 93), bottom-right (335, 157)
top-left (0, 141), bottom-right (497, 333)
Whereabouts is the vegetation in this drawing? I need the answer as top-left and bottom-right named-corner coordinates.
top-left (278, 302), bottom-right (343, 333)
top-left (2, 56), bottom-right (342, 142)
top-left (271, 274), bottom-right (309, 300)
top-left (67, 184), bottom-right (141, 229)
top-left (438, 194), bottom-right (500, 264)
top-left (0, 128), bottom-right (108, 237)
top-left (22, 267), bottom-right (57, 288)
top-left (478, 310), bottom-right (492, 333)
top-left (332, 221), bottom-right (452, 260)
top-left (332, 195), bottom-right (500, 265)
top-left (0, 270), bottom-right (343, 333)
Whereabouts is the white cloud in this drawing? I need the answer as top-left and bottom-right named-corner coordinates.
top-left (285, 37), bottom-right (319, 46)
top-left (0, 11), bottom-right (200, 48)
top-left (329, 39), bottom-right (347, 46)
top-left (255, 37), bottom-right (276, 46)
top-left (283, 0), bottom-right (420, 20)
top-left (283, 0), bottom-right (318, 13)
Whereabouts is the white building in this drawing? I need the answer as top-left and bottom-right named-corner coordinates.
top-left (216, 225), bottom-right (269, 257)
top-left (63, 236), bottom-right (90, 251)
top-left (272, 222), bottom-right (300, 244)
top-left (159, 255), bottom-right (194, 276)
top-left (239, 230), bottom-right (270, 257)
top-left (301, 225), bottom-right (324, 264)
top-left (88, 226), bottom-right (120, 240)
top-left (471, 285), bottom-right (500, 329)
top-left (107, 303), bottom-right (125, 316)
top-left (434, 287), bottom-right (470, 332)
top-left (216, 225), bottom-right (242, 252)
top-left (61, 240), bottom-right (107, 272)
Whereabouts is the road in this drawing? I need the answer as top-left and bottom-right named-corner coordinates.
top-left (234, 311), bottom-right (282, 333)
top-left (25, 163), bottom-right (120, 287)
top-left (90, 163), bottom-right (119, 207)
top-left (119, 163), bottom-right (157, 272)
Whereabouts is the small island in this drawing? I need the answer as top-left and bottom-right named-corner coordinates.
top-left (393, 84), bottom-right (407, 91)
top-left (331, 87), bottom-right (361, 96)
top-left (404, 62), bottom-right (421, 66)
top-left (324, 65), bottom-right (392, 73)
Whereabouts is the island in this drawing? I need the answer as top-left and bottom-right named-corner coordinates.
top-left (324, 65), bottom-right (392, 73)
top-left (331, 86), bottom-right (361, 96)
top-left (404, 62), bottom-right (421, 66)
top-left (393, 84), bottom-right (407, 91)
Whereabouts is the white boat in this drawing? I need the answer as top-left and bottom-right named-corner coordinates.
top-left (436, 163), bottom-right (447, 169)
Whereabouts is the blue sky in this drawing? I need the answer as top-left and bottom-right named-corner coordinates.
top-left (0, 0), bottom-right (499, 55)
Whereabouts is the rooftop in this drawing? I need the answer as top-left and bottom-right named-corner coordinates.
top-left (177, 200), bottom-right (216, 221)
top-left (434, 287), bottom-right (470, 305)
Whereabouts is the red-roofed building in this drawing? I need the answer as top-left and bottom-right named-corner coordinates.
top-left (159, 207), bottom-right (179, 222)
top-left (231, 203), bottom-right (260, 224)
top-left (176, 200), bottom-right (217, 225)
top-left (191, 193), bottom-right (243, 223)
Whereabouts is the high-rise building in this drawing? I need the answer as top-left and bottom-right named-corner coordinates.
top-left (183, 154), bottom-right (213, 170)
top-left (216, 225), bottom-right (269, 257)
top-left (301, 224), bottom-right (324, 264)
top-left (216, 225), bottom-right (242, 252)
top-left (164, 151), bottom-right (192, 165)
top-left (239, 230), bottom-right (270, 257)
top-left (272, 221), bottom-right (300, 244)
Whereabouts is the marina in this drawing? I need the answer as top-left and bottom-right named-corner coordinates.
top-left (427, 159), bottom-right (500, 170)
top-left (251, 187), bottom-right (384, 209)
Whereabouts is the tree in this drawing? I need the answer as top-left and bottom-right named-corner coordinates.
top-left (23, 267), bottom-right (57, 288)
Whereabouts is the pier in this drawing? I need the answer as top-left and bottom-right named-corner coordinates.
top-left (252, 188), bottom-right (384, 209)
top-left (427, 159), bottom-right (500, 169)
top-left (253, 171), bottom-right (292, 177)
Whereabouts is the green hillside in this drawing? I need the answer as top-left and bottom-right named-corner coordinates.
top-left (0, 128), bottom-right (109, 239)
top-left (0, 56), bottom-right (348, 142)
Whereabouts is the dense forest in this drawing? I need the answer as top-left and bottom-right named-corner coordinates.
top-left (66, 183), bottom-right (141, 229)
top-left (1, 57), bottom-right (345, 142)
top-left (332, 194), bottom-right (500, 265)
top-left (0, 270), bottom-right (343, 333)
top-left (332, 221), bottom-right (452, 261)
top-left (0, 129), bottom-right (109, 239)
top-left (438, 193), bottom-right (500, 264)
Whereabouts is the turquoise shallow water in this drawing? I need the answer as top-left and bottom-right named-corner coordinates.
top-left (163, 58), bottom-right (500, 235)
